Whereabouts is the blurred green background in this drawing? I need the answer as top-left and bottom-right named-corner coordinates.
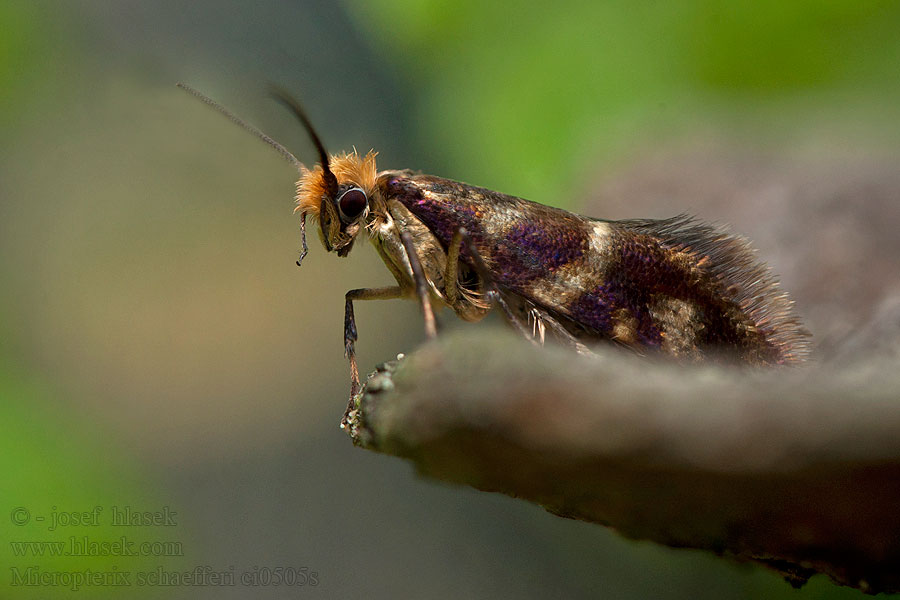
top-left (2, 1), bottom-right (898, 598)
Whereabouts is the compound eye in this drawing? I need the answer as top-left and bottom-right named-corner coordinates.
top-left (337, 187), bottom-right (368, 222)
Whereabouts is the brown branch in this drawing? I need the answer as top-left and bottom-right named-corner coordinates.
top-left (346, 328), bottom-right (900, 594)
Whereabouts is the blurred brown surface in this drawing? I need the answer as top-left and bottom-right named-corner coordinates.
top-left (351, 326), bottom-right (900, 593)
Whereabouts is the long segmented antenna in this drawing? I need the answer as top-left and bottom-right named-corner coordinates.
top-left (176, 82), bottom-right (311, 266)
top-left (269, 86), bottom-right (339, 200)
top-left (176, 83), bottom-right (303, 170)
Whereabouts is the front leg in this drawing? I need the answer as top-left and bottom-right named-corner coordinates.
top-left (343, 286), bottom-right (402, 426)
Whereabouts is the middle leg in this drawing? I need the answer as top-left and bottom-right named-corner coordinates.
top-left (451, 227), bottom-right (540, 345)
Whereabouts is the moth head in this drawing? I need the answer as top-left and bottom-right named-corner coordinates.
top-left (265, 88), bottom-right (380, 260)
top-left (295, 151), bottom-right (378, 257)
top-left (175, 83), bottom-right (379, 265)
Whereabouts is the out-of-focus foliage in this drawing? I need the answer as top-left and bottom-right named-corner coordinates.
top-left (0, 3), bottom-right (35, 116)
top-left (348, 0), bottom-right (900, 204)
top-left (0, 366), bottom-right (185, 599)
top-left (0, 2), bottom-right (62, 128)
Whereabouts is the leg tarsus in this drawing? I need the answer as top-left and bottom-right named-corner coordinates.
top-left (342, 298), bottom-right (361, 430)
top-left (343, 296), bottom-right (358, 359)
top-left (340, 286), bottom-right (403, 427)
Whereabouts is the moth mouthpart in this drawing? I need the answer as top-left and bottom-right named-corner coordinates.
top-left (336, 235), bottom-right (356, 257)
top-left (365, 213), bottom-right (386, 233)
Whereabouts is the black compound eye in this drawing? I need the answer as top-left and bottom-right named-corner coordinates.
top-left (337, 187), bottom-right (368, 221)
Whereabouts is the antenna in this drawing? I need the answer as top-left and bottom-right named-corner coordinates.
top-left (176, 82), bottom-right (303, 170)
top-left (176, 82), bottom-right (313, 267)
top-left (269, 86), bottom-right (339, 200)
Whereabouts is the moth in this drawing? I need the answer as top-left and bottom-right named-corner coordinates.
top-left (178, 84), bottom-right (809, 422)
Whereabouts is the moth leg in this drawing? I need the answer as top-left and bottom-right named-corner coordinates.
top-left (529, 307), bottom-right (546, 344)
top-left (529, 305), bottom-right (593, 354)
top-left (399, 231), bottom-right (438, 340)
top-left (484, 290), bottom-right (539, 343)
top-left (455, 227), bottom-right (540, 345)
top-left (444, 228), bottom-right (464, 307)
top-left (343, 286), bottom-right (403, 426)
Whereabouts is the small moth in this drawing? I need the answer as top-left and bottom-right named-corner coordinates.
top-left (179, 84), bottom-right (809, 422)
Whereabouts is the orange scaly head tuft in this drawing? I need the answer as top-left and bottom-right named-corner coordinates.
top-left (294, 150), bottom-right (381, 258)
top-left (294, 150), bottom-right (378, 219)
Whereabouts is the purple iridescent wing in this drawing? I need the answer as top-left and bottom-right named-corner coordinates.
top-left (381, 172), bottom-right (808, 365)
